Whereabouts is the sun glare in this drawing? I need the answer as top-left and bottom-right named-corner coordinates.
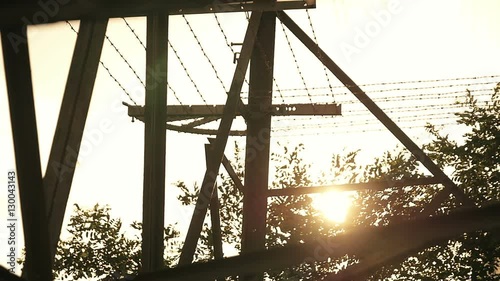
top-left (312, 191), bottom-right (353, 223)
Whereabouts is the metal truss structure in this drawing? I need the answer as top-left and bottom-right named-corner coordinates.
top-left (1, 1), bottom-right (499, 281)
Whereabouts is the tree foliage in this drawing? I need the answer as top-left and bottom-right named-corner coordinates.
top-left (372, 84), bottom-right (500, 280)
top-left (50, 204), bottom-right (179, 281)
top-left (39, 85), bottom-right (499, 280)
top-left (176, 86), bottom-right (499, 280)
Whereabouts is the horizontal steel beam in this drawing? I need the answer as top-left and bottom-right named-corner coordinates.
top-left (267, 177), bottom-right (441, 197)
top-left (0, 0), bottom-right (314, 25)
top-left (172, 1), bottom-right (315, 15)
top-left (127, 103), bottom-right (341, 121)
top-left (133, 203), bottom-right (500, 281)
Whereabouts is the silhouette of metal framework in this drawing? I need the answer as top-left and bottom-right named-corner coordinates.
top-left (1, 1), bottom-right (499, 281)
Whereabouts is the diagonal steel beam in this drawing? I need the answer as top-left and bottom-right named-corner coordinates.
top-left (43, 18), bottom-right (108, 262)
top-left (207, 138), bottom-right (244, 194)
top-left (126, 103), bottom-right (341, 120)
top-left (2, 25), bottom-right (53, 281)
top-left (221, 156), bottom-right (245, 194)
top-left (178, 11), bottom-right (263, 266)
top-left (275, 11), bottom-right (474, 212)
top-left (204, 144), bottom-right (224, 270)
top-left (133, 203), bottom-right (500, 281)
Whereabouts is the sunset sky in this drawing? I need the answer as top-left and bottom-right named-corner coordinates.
top-left (0, 0), bottom-right (499, 272)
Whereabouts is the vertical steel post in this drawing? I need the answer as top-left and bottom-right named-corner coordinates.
top-left (241, 10), bottom-right (276, 281)
top-left (204, 144), bottom-right (224, 269)
top-left (2, 25), bottom-right (52, 281)
top-left (142, 13), bottom-right (169, 272)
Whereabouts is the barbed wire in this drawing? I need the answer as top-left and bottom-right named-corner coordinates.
top-left (305, 9), bottom-right (335, 102)
top-left (274, 113), bottom-right (459, 133)
top-left (283, 80), bottom-right (497, 96)
top-left (272, 96), bottom-right (492, 133)
top-left (183, 14), bottom-right (229, 94)
top-left (240, 76), bottom-right (499, 94)
top-left (247, 84), bottom-right (494, 102)
top-left (213, 13), bottom-right (251, 89)
top-left (300, 75), bottom-right (500, 93)
top-left (273, 121), bottom-right (460, 137)
top-left (168, 40), bottom-right (214, 113)
top-left (104, 34), bottom-right (145, 87)
top-left (66, 18), bottom-right (499, 137)
top-left (121, 17), bottom-right (191, 113)
top-left (122, 17), bottom-right (146, 50)
top-left (268, 88), bottom-right (495, 136)
top-left (279, 20), bottom-right (315, 107)
top-left (65, 21), bottom-right (138, 105)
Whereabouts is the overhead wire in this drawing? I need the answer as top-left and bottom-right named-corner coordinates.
top-left (243, 77), bottom-right (498, 95)
top-left (251, 82), bottom-right (496, 102)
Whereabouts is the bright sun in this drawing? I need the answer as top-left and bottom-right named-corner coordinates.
top-left (312, 191), bottom-right (353, 223)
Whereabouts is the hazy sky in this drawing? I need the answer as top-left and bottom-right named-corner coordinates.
top-left (0, 0), bottom-right (499, 272)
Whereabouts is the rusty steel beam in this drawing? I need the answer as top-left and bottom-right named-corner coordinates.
top-left (127, 103), bottom-right (341, 121)
top-left (275, 11), bottom-right (474, 212)
top-left (2, 25), bottom-right (52, 281)
top-left (241, 8), bottom-right (276, 281)
top-left (171, 0), bottom-right (315, 15)
top-left (178, 11), bottom-right (262, 266)
top-left (267, 177), bottom-right (442, 197)
top-left (133, 203), bottom-right (500, 281)
top-left (0, 0), bottom-right (211, 25)
top-left (0, 0), bottom-right (314, 26)
top-left (43, 18), bottom-right (108, 262)
top-left (141, 13), bottom-right (168, 272)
